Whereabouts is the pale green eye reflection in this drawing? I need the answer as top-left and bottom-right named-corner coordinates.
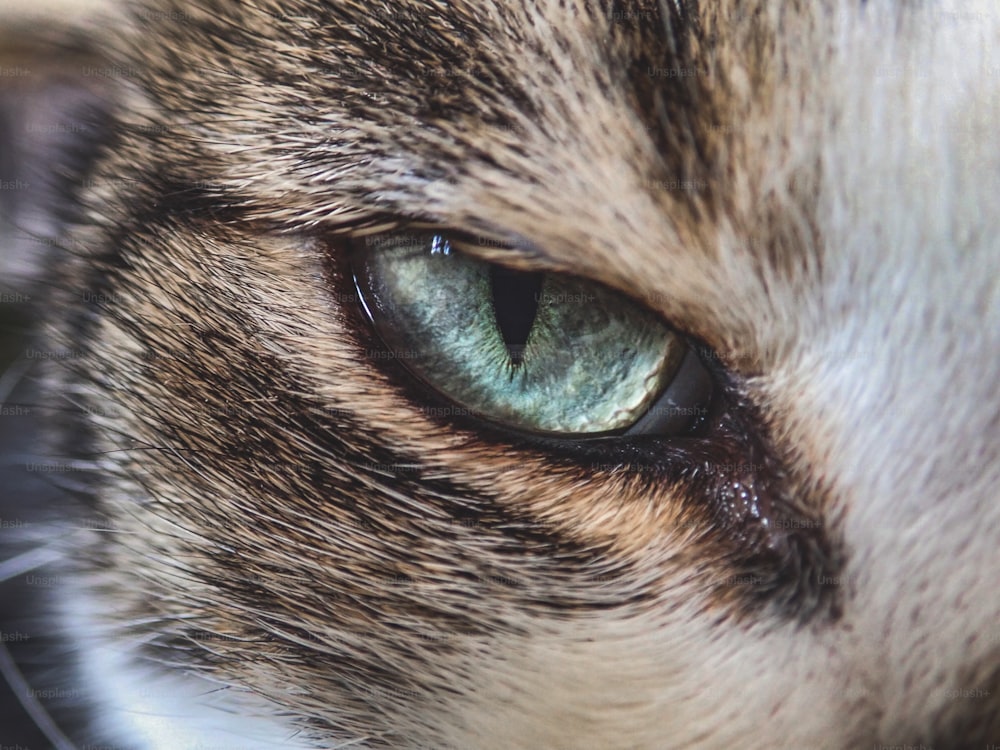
top-left (354, 234), bottom-right (689, 435)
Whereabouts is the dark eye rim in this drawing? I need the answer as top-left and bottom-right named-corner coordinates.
top-left (344, 227), bottom-right (724, 444)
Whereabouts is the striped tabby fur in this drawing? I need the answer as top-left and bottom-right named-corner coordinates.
top-left (0, 0), bottom-right (998, 748)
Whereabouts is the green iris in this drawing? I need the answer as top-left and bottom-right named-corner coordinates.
top-left (355, 233), bottom-right (686, 435)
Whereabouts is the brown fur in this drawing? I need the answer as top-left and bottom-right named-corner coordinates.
top-left (1, 0), bottom-right (999, 747)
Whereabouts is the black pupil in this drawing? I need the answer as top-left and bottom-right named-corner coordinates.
top-left (489, 267), bottom-right (544, 365)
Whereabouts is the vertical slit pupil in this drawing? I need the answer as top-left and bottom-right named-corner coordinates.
top-left (489, 266), bottom-right (544, 365)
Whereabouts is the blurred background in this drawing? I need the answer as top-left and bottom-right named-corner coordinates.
top-left (1, 2), bottom-right (115, 746)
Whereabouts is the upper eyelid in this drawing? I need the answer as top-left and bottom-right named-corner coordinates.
top-left (346, 223), bottom-right (557, 273)
top-left (347, 226), bottom-right (687, 332)
top-left (342, 224), bottom-right (688, 336)
top-left (432, 232), bottom-right (553, 271)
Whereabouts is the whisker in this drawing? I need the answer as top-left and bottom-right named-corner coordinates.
top-left (0, 355), bottom-right (34, 409)
top-left (0, 543), bottom-right (64, 584)
top-left (0, 642), bottom-right (79, 750)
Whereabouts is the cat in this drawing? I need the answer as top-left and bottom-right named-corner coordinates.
top-left (1, 0), bottom-right (999, 748)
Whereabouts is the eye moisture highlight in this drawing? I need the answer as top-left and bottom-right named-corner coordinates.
top-left (352, 232), bottom-right (715, 437)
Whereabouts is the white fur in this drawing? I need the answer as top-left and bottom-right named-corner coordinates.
top-left (61, 581), bottom-right (318, 750)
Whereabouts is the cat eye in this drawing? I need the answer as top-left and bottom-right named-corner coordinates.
top-left (352, 232), bottom-right (714, 437)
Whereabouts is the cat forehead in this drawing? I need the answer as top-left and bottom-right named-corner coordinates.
top-left (132, 0), bottom-right (680, 110)
top-left (125, 0), bottom-right (736, 296)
